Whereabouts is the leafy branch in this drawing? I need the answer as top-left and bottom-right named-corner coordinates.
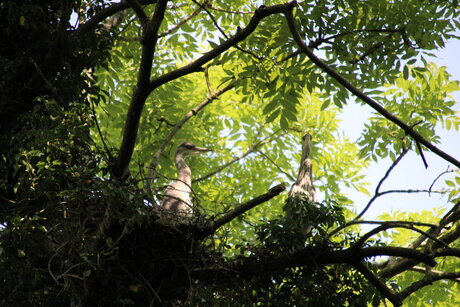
top-left (284, 6), bottom-right (460, 169)
top-left (113, 1), bottom-right (297, 179)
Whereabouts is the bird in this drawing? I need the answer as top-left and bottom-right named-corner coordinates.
top-left (161, 142), bottom-right (212, 216)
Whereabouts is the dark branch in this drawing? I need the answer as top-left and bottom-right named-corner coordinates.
top-left (353, 262), bottom-right (402, 307)
top-left (74, 0), bottom-right (155, 36)
top-left (379, 203), bottom-right (460, 278)
top-left (353, 148), bottom-right (409, 220)
top-left (193, 0), bottom-right (261, 60)
top-left (433, 247), bottom-right (460, 258)
top-left (284, 8), bottom-right (460, 169)
top-left (409, 266), bottom-right (460, 283)
top-left (147, 2), bottom-right (297, 93)
top-left (352, 222), bottom-right (447, 250)
top-left (400, 270), bottom-right (460, 300)
top-left (328, 148), bottom-right (409, 237)
top-left (429, 167), bottom-right (458, 194)
top-left (113, 0), bottom-right (169, 179)
top-left (194, 245), bottom-right (437, 281)
top-left (203, 183), bottom-right (286, 236)
top-left (125, 0), bottom-right (148, 24)
top-left (113, 1), bottom-right (296, 179)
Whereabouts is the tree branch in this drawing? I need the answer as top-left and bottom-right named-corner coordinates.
top-left (194, 131), bottom-right (281, 183)
top-left (284, 7), bottom-right (460, 169)
top-left (73, 0), bottom-right (155, 36)
top-left (147, 81), bottom-right (236, 182)
top-left (352, 222), bottom-right (447, 250)
top-left (352, 261), bottom-right (402, 307)
top-left (328, 148), bottom-right (409, 237)
top-left (194, 245), bottom-right (437, 281)
top-left (147, 2), bottom-right (297, 95)
top-left (257, 150), bottom-right (296, 181)
top-left (400, 270), bottom-right (460, 300)
top-left (158, 0), bottom-right (208, 38)
top-left (113, 1), bottom-right (297, 179)
top-left (378, 202), bottom-right (460, 278)
top-left (193, 0), bottom-right (261, 60)
top-left (113, 0), bottom-right (169, 179)
top-left (203, 183), bottom-right (287, 236)
top-left (124, 0), bottom-right (149, 25)
top-left (409, 266), bottom-right (460, 283)
top-left (429, 167), bottom-right (458, 194)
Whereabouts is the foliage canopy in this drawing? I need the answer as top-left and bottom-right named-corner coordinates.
top-left (1, 0), bottom-right (460, 306)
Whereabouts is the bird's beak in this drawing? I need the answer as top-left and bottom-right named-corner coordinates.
top-left (193, 146), bottom-right (212, 153)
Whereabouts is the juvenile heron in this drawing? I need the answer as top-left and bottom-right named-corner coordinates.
top-left (161, 142), bottom-right (211, 216)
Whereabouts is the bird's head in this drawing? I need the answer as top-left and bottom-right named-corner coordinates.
top-left (176, 142), bottom-right (212, 157)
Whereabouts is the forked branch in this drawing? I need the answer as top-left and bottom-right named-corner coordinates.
top-left (113, 1), bottom-right (297, 179)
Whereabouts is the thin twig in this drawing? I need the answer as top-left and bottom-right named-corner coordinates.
top-left (192, 0), bottom-right (261, 59)
top-left (429, 167), bottom-right (458, 194)
top-left (147, 81), bottom-right (236, 185)
top-left (351, 222), bottom-right (449, 249)
top-left (328, 149), bottom-right (410, 238)
top-left (207, 5), bottom-right (253, 15)
top-left (194, 130), bottom-right (282, 183)
top-left (257, 150), bottom-right (296, 181)
top-left (158, 0), bottom-right (207, 38)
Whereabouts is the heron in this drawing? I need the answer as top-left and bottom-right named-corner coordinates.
top-left (161, 142), bottom-right (211, 216)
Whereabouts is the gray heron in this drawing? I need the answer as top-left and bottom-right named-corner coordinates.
top-left (161, 142), bottom-right (211, 216)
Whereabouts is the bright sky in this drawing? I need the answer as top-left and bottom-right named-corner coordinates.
top-left (339, 37), bottom-right (460, 219)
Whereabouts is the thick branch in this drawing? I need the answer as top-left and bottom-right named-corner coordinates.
top-left (410, 266), bottom-right (460, 283)
top-left (352, 222), bottom-right (447, 250)
top-left (113, 1), bottom-right (296, 179)
top-left (284, 8), bottom-right (460, 169)
top-left (113, 0), bottom-right (169, 179)
top-left (203, 183), bottom-right (286, 235)
top-left (194, 245), bottom-right (437, 281)
top-left (353, 262), bottom-right (402, 306)
top-left (125, 0), bottom-right (148, 24)
top-left (147, 1), bottom-right (296, 95)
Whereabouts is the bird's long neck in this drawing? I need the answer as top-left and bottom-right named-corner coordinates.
top-left (175, 153), bottom-right (192, 187)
